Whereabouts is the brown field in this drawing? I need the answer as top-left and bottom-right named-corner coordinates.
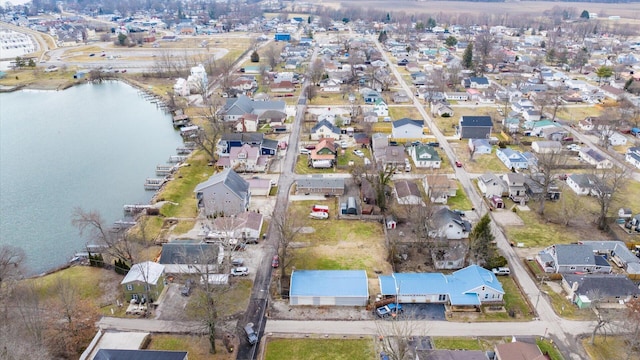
top-left (320, 0), bottom-right (640, 19)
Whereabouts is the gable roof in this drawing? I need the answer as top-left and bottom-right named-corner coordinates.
top-left (311, 119), bottom-right (341, 134)
top-left (495, 341), bottom-right (544, 360)
top-left (431, 207), bottom-right (472, 232)
top-left (393, 117), bottom-right (423, 129)
top-left (469, 76), bottom-right (489, 85)
top-left (194, 169), bottom-right (250, 200)
top-left (290, 270), bottom-right (368, 297)
top-left (121, 261), bottom-right (165, 285)
top-left (296, 176), bottom-right (344, 190)
top-left (378, 265), bottom-right (504, 306)
top-left (460, 116), bottom-right (492, 127)
top-left (413, 144), bottom-right (441, 161)
top-left (159, 242), bottom-right (219, 265)
top-left (94, 349), bottom-right (187, 360)
top-left (395, 180), bottom-right (421, 198)
top-left (563, 274), bottom-right (640, 298)
top-left (554, 244), bottom-right (595, 266)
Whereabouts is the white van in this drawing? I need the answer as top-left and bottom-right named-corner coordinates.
top-left (299, 148), bottom-right (311, 155)
top-left (492, 267), bottom-right (510, 276)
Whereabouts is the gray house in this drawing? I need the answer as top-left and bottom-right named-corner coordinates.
top-left (458, 116), bottom-right (493, 139)
top-left (536, 244), bottom-right (612, 274)
top-left (220, 95), bottom-right (286, 122)
top-left (562, 274), bottom-right (640, 308)
top-left (195, 168), bottom-right (250, 217)
top-left (295, 175), bottom-right (345, 195)
top-left (428, 207), bottom-right (472, 240)
top-left (159, 242), bottom-right (222, 274)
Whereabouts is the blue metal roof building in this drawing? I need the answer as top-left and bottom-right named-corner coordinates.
top-left (290, 270), bottom-right (369, 306)
top-left (378, 265), bottom-right (504, 306)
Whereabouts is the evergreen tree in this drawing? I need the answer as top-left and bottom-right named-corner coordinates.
top-left (250, 50), bottom-right (260, 63)
top-left (580, 10), bottom-right (590, 19)
top-left (462, 43), bottom-right (474, 69)
top-left (445, 36), bottom-right (458, 47)
top-left (469, 214), bottom-right (495, 265)
top-left (378, 30), bottom-right (388, 43)
top-left (427, 17), bottom-right (436, 28)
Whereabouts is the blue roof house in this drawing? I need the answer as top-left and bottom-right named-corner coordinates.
top-left (496, 148), bottom-right (529, 170)
top-left (290, 270), bottom-right (369, 306)
top-left (378, 265), bottom-right (504, 306)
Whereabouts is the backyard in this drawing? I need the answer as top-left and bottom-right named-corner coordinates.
top-left (287, 200), bottom-right (391, 276)
top-left (147, 335), bottom-right (235, 360)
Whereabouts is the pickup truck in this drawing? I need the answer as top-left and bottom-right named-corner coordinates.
top-left (376, 303), bottom-right (403, 317)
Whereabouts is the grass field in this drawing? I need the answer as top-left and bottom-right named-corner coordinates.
top-left (446, 185), bottom-right (473, 210)
top-left (310, 92), bottom-right (351, 106)
top-left (499, 277), bottom-right (532, 320)
top-left (0, 68), bottom-right (81, 89)
top-left (541, 284), bottom-right (596, 321)
top-left (433, 337), bottom-right (483, 350)
top-left (265, 338), bottom-right (375, 360)
top-left (505, 210), bottom-right (582, 248)
top-left (582, 336), bottom-right (640, 360)
top-left (29, 266), bottom-right (117, 301)
top-left (537, 339), bottom-right (565, 360)
top-left (186, 278), bottom-right (252, 317)
top-left (556, 105), bottom-right (602, 122)
top-left (388, 106), bottom-right (421, 120)
top-left (287, 200), bottom-right (390, 276)
top-left (432, 114), bottom-right (458, 136)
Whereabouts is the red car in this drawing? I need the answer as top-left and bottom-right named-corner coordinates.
top-left (271, 255), bottom-right (280, 268)
top-left (455, 161), bottom-right (463, 168)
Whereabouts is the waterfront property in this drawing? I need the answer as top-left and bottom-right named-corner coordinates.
top-left (121, 261), bottom-right (166, 303)
top-left (194, 168), bottom-right (250, 217)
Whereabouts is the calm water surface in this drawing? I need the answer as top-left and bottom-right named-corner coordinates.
top-left (0, 81), bottom-right (183, 274)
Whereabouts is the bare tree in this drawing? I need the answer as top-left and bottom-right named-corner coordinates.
top-left (272, 215), bottom-right (302, 292)
top-left (474, 32), bottom-right (495, 75)
top-left (590, 165), bottom-right (630, 230)
top-left (529, 150), bottom-right (567, 215)
top-left (72, 207), bottom-right (138, 264)
top-left (191, 99), bottom-right (228, 164)
top-left (264, 44), bottom-right (282, 70)
top-left (588, 290), bottom-right (616, 345)
top-left (0, 245), bottom-right (25, 287)
top-left (555, 183), bottom-right (585, 226)
top-left (623, 298), bottom-right (640, 360)
top-left (365, 164), bottom-right (396, 213)
top-left (12, 283), bottom-right (46, 347)
top-left (309, 59), bottom-right (325, 86)
top-left (375, 315), bottom-right (429, 360)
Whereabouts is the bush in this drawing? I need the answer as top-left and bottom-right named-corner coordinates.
top-left (486, 255), bottom-right (508, 269)
top-left (250, 50), bottom-right (260, 63)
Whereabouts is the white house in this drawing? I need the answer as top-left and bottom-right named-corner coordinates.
top-left (579, 148), bottom-right (613, 169)
top-left (625, 147), bottom-right (640, 169)
top-left (496, 148), bottom-right (529, 170)
top-left (394, 180), bottom-right (425, 206)
top-left (174, 78), bottom-right (190, 97)
top-left (310, 119), bottom-right (341, 141)
top-left (468, 139), bottom-right (492, 155)
top-left (531, 141), bottom-right (562, 154)
top-left (187, 64), bottom-right (208, 93)
top-left (607, 132), bottom-right (627, 146)
top-left (373, 99), bottom-right (389, 117)
top-left (391, 118), bottom-right (424, 139)
top-left (408, 144), bottom-right (441, 168)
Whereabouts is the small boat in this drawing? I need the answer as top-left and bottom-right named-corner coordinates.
top-left (309, 211), bottom-right (329, 220)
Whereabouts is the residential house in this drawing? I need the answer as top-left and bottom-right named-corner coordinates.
top-left (194, 169), bottom-right (250, 217)
top-left (562, 274), bottom-right (640, 308)
top-left (121, 261), bottom-right (165, 303)
top-left (393, 90), bottom-right (411, 103)
top-left (363, 111), bottom-right (378, 123)
top-left (428, 207), bottom-right (472, 240)
top-left (209, 211), bottom-right (264, 242)
top-left (477, 172), bottom-right (508, 198)
top-left (445, 92), bottom-right (469, 101)
top-left (579, 117), bottom-right (595, 131)
top-left (619, 208), bottom-right (633, 219)
top-left (217, 132), bottom-right (277, 156)
top-left (431, 102), bottom-right (454, 117)
top-left (392, 118), bottom-right (424, 140)
top-left (502, 173), bottom-right (528, 203)
top-left (295, 175), bottom-right (344, 195)
top-left (159, 242), bottom-right (222, 274)
top-left (309, 138), bottom-right (337, 168)
top-left (468, 139), bottom-right (492, 155)
top-left (566, 174), bottom-right (611, 197)
top-left (218, 144), bottom-right (268, 173)
top-left (258, 110), bottom-right (287, 125)
top-left (463, 76), bottom-right (490, 89)
top-left (415, 349), bottom-right (487, 360)
top-left (607, 132), bottom-right (628, 146)
top-left (579, 148), bottom-right (613, 169)
top-left (381, 146), bottom-right (407, 168)
top-left (311, 119), bottom-right (341, 141)
top-left (496, 148), bottom-right (529, 170)
top-left (494, 341), bottom-right (544, 360)
top-left (220, 95), bottom-right (286, 122)
top-left (235, 114), bottom-right (259, 133)
top-left (581, 240), bottom-right (640, 274)
top-left (378, 265), bottom-right (504, 307)
top-left (423, 174), bottom-right (458, 204)
top-left (394, 180), bottom-right (425, 206)
top-left (408, 144), bottom-right (441, 168)
top-left (524, 174), bottom-right (561, 201)
top-left (626, 147), bottom-right (640, 169)
top-left (458, 116), bottom-right (492, 139)
top-left (270, 80), bottom-right (295, 93)
top-left (536, 244), bottom-right (612, 274)
top-left (320, 78), bottom-right (341, 92)
top-left (531, 140), bottom-right (562, 154)
top-left (523, 109), bottom-right (541, 122)
top-left (373, 98), bottom-right (389, 117)
top-left (363, 90), bottom-right (382, 104)
top-left (173, 78), bottom-right (190, 96)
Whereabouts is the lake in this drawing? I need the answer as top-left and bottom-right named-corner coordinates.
top-left (0, 81), bottom-right (184, 274)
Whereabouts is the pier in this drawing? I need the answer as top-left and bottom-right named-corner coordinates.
top-left (156, 164), bottom-right (176, 175)
top-left (168, 155), bottom-right (188, 163)
top-left (144, 178), bottom-right (167, 190)
top-left (123, 204), bottom-right (152, 214)
top-left (176, 147), bottom-right (192, 155)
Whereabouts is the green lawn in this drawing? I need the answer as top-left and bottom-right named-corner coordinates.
top-left (462, 152), bottom-right (507, 173)
top-left (309, 92), bottom-right (351, 106)
top-left (388, 106), bottom-right (421, 120)
top-left (556, 105), bottom-right (602, 122)
top-left (537, 339), bottom-right (565, 360)
top-left (265, 338), bottom-right (374, 360)
top-left (433, 115), bottom-right (459, 136)
top-left (29, 266), bottom-right (118, 302)
top-left (446, 185), bottom-right (473, 210)
top-left (505, 211), bottom-right (582, 248)
top-left (433, 337), bottom-right (483, 350)
top-left (582, 336), bottom-right (640, 360)
top-left (541, 284), bottom-right (596, 321)
top-left (499, 277), bottom-right (533, 320)
top-left (147, 335), bottom-right (234, 360)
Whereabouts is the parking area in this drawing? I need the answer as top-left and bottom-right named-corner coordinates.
top-left (397, 304), bottom-right (446, 321)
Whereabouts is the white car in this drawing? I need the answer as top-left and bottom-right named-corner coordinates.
top-left (353, 149), bottom-right (364, 158)
top-left (231, 267), bottom-right (249, 276)
top-left (567, 144), bottom-right (581, 152)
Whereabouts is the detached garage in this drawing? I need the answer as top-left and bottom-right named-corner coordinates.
top-left (289, 270), bottom-right (369, 306)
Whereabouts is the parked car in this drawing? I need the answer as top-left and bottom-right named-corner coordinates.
top-left (180, 279), bottom-right (194, 296)
top-left (244, 323), bottom-right (258, 345)
top-left (232, 258), bottom-right (244, 266)
top-left (299, 148), bottom-right (311, 155)
top-left (231, 267), bottom-right (249, 276)
top-left (567, 144), bottom-right (581, 152)
top-left (453, 209), bottom-right (465, 217)
top-left (271, 255), bottom-right (280, 268)
top-left (492, 267), bottom-right (510, 276)
top-left (455, 160), bottom-right (463, 168)
top-left (376, 303), bottom-right (403, 317)
top-left (380, 352), bottom-right (390, 360)
top-left (353, 149), bottom-right (365, 158)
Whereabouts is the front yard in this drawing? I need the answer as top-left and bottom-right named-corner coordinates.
top-left (265, 338), bottom-right (375, 360)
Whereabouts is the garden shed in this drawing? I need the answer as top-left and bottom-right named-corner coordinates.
top-left (289, 270), bottom-right (369, 306)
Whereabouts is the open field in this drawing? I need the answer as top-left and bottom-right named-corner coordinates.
top-left (265, 338), bottom-right (375, 360)
top-left (582, 336), bottom-right (640, 360)
top-left (0, 68), bottom-right (81, 89)
top-left (323, 1), bottom-right (640, 19)
top-left (541, 283), bottom-right (596, 321)
top-left (388, 106), bottom-right (422, 120)
top-left (287, 200), bottom-right (391, 276)
top-left (556, 105), bottom-right (602, 122)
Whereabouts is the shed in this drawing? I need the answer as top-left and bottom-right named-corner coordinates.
top-left (274, 33), bottom-right (291, 42)
top-left (289, 270), bottom-right (369, 306)
top-left (386, 216), bottom-right (397, 229)
top-left (346, 196), bottom-right (357, 215)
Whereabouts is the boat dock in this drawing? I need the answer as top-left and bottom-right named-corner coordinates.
top-left (168, 155), bottom-right (188, 163)
top-left (156, 164), bottom-right (176, 175)
top-left (123, 204), bottom-right (152, 214)
top-left (144, 178), bottom-right (167, 190)
top-left (176, 147), bottom-right (192, 155)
